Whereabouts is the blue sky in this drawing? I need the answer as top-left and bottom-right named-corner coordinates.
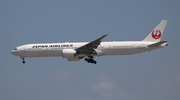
top-left (0, 0), bottom-right (180, 100)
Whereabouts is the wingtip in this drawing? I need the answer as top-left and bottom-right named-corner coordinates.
top-left (103, 34), bottom-right (108, 37)
top-left (162, 20), bottom-right (167, 23)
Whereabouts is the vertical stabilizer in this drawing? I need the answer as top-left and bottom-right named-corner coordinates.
top-left (143, 20), bottom-right (167, 42)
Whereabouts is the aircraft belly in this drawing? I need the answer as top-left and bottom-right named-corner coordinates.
top-left (98, 46), bottom-right (154, 56)
top-left (98, 49), bottom-right (112, 55)
top-left (111, 48), bottom-right (136, 55)
top-left (99, 48), bottom-right (138, 56)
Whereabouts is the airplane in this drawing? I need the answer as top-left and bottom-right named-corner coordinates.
top-left (11, 20), bottom-right (168, 64)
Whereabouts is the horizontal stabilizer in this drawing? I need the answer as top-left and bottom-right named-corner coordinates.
top-left (148, 41), bottom-right (167, 47)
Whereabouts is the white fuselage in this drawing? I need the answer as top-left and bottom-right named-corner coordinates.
top-left (11, 20), bottom-right (168, 63)
top-left (11, 41), bottom-right (167, 58)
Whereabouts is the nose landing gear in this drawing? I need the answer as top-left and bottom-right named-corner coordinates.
top-left (84, 57), bottom-right (97, 64)
top-left (21, 57), bottom-right (25, 64)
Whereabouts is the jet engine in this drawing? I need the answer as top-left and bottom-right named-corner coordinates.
top-left (62, 49), bottom-right (76, 58)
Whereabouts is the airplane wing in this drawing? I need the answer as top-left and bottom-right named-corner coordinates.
top-left (148, 41), bottom-right (167, 47)
top-left (76, 34), bottom-right (108, 54)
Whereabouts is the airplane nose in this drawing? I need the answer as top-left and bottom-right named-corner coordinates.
top-left (11, 50), bottom-right (18, 56)
top-left (11, 50), bottom-right (15, 55)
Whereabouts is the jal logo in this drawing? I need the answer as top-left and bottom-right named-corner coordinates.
top-left (152, 29), bottom-right (161, 39)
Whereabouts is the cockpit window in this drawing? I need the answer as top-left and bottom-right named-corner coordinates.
top-left (14, 48), bottom-right (17, 50)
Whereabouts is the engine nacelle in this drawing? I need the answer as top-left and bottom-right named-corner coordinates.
top-left (62, 49), bottom-right (76, 58)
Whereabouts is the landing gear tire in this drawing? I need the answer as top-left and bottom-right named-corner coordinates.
top-left (21, 57), bottom-right (25, 64)
top-left (85, 58), bottom-right (88, 61)
top-left (84, 58), bottom-right (97, 64)
top-left (22, 60), bottom-right (25, 64)
top-left (93, 61), bottom-right (97, 64)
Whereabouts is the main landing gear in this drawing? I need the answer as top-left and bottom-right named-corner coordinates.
top-left (21, 57), bottom-right (25, 64)
top-left (84, 57), bottom-right (97, 64)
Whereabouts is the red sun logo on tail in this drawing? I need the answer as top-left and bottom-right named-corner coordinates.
top-left (152, 29), bottom-right (161, 39)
